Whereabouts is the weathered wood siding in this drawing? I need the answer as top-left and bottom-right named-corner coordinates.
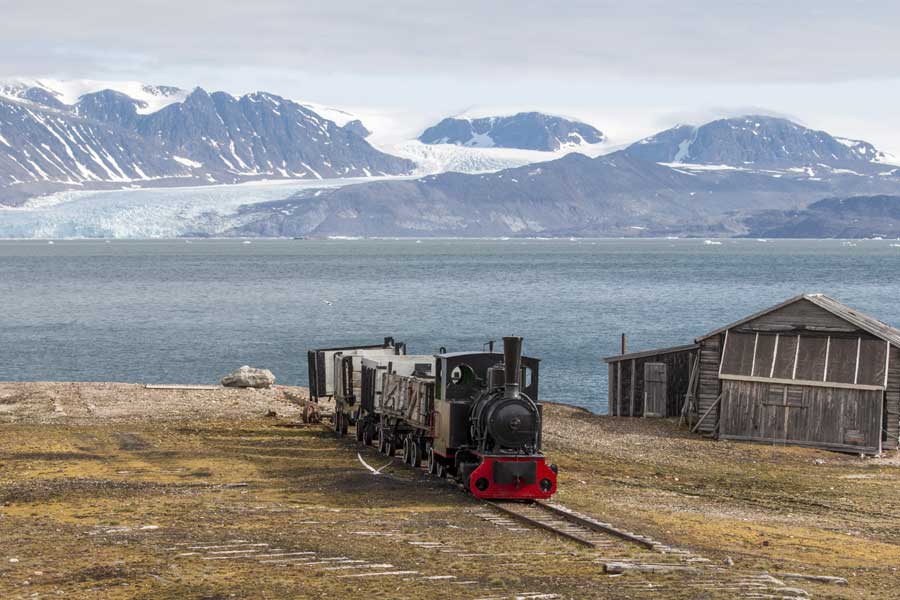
top-left (742, 298), bottom-right (861, 332)
top-left (719, 330), bottom-right (886, 387)
top-left (696, 335), bottom-right (723, 433)
top-left (720, 379), bottom-right (883, 454)
top-left (885, 345), bottom-right (900, 450)
top-left (608, 363), bottom-right (616, 416)
top-left (607, 348), bottom-right (696, 417)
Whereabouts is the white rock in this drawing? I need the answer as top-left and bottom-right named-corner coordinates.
top-left (221, 366), bottom-right (276, 389)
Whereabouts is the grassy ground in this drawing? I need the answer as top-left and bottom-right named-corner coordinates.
top-left (1, 384), bottom-right (898, 599)
top-left (542, 403), bottom-right (900, 600)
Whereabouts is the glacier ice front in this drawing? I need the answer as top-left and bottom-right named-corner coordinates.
top-left (0, 178), bottom-right (380, 238)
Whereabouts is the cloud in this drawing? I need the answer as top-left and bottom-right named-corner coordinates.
top-left (3, 1), bottom-right (900, 84)
top-left (4, 1), bottom-right (900, 156)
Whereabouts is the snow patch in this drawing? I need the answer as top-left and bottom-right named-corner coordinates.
top-left (388, 140), bottom-right (611, 176)
top-left (172, 156), bottom-right (202, 169)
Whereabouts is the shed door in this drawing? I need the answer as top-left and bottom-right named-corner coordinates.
top-left (644, 362), bottom-right (667, 417)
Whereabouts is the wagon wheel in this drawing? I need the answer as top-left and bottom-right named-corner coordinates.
top-left (334, 412), bottom-right (344, 438)
top-left (409, 439), bottom-right (421, 469)
top-left (362, 425), bottom-right (373, 446)
top-left (403, 437), bottom-right (412, 465)
top-left (426, 447), bottom-right (437, 475)
top-left (435, 460), bottom-right (447, 479)
top-left (377, 427), bottom-right (387, 454)
top-left (355, 416), bottom-right (364, 442)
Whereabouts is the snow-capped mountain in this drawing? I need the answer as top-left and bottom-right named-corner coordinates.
top-left (418, 112), bottom-right (605, 151)
top-left (0, 80), bottom-right (413, 206)
top-left (226, 116), bottom-right (900, 238)
top-left (622, 115), bottom-right (888, 166)
top-left (0, 79), bottom-right (188, 114)
top-left (5, 104), bottom-right (900, 239)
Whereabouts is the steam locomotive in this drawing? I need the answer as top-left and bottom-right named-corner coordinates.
top-left (307, 336), bottom-right (557, 500)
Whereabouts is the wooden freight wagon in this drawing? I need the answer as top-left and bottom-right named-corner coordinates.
top-left (692, 294), bottom-right (900, 454)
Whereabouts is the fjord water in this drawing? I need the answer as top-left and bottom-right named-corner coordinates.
top-left (1, 238), bottom-right (898, 414)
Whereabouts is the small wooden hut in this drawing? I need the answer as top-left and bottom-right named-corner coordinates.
top-left (604, 344), bottom-right (698, 417)
top-left (690, 294), bottom-right (900, 454)
top-left (604, 294), bottom-right (900, 455)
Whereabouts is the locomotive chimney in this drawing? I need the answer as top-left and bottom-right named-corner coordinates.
top-left (503, 336), bottom-right (523, 399)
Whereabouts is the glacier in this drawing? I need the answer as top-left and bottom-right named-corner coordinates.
top-left (388, 139), bottom-right (611, 175)
top-left (0, 177), bottom-right (399, 238)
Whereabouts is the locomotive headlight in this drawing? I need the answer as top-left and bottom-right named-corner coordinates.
top-left (475, 477), bottom-right (490, 491)
top-left (539, 478), bottom-right (553, 492)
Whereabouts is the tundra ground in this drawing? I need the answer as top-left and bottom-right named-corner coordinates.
top-left (0, 383), bottom-right (897, 599)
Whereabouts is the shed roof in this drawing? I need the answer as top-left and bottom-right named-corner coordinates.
top-left (603, 343), bottom-right (699, 363)
top-left (695, 294), bottom-right (900, 347)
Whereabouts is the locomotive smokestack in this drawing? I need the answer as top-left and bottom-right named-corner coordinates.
top-left (503, 336), bottom-right (523, 399)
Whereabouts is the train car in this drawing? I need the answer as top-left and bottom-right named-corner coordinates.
top-left (358, 355), bottom-right (436, 449)
top-left (376, 337), bottom-right (557, 500)
top-left (374, 368), bottom-right (435, 466)
top-left (306, 338), bottom-right (405, 436)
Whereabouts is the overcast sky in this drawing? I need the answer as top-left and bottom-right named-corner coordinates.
top-left (4, 1), bottom-right (900, 151)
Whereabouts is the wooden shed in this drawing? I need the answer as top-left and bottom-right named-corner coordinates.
top-left (690, 294), bottom-right (900, 454)
top-left (603, 344), bottom-right (699, 417)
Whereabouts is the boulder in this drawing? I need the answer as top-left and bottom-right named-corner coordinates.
top-left (220, 366), bottom-right (276, 389)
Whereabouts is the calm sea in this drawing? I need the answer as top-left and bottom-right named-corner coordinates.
top-left (1, 238), bottom-right (898, 414)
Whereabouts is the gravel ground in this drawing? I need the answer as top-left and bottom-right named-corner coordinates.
top-left (0, 381), bottom-right (308, 423)
top-left (1, 383), bottom-right (898, 599)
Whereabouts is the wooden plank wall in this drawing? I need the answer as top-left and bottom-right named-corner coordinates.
top-left (720, 379), bottom-right (883, 454)
top-left (609, 359), bottom-right (637, 416)
top-left (885, 345), bottom-right (900, 450)
top-left (696, 335), bottom-right (723, 433)
top-left (607, 349), bottom-right (696, 417)
top-left (608, 363), bottom-right (616, 416)
top-left (744, 299), bottom-right (858, 331)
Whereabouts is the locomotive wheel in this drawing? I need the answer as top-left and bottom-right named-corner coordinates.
top-left (409, 440), bottom-right (421, 468)
top-left (435, 460), bottom-right (447, 479)
top-left (340, 415), bottom-right (348, 436)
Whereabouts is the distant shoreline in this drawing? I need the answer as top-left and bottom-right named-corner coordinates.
top-left (0, 236), bottom-right (898, 242)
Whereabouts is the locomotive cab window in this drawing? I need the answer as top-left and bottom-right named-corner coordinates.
top-left (450, 364), bottom-right (477, 386)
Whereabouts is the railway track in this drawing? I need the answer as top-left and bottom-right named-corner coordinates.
top-left (486, 500), bottom-right (668, 552)
top-left (484, 501), bottom-right (814, 599)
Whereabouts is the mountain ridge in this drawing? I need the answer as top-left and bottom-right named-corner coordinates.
top-left (225, 115), bottom-right (900, 238)
top-left (623, 115), bottom-right (888, 166)
top-left (418, 111), bottom-right (606, 151)
top-left (0, 81), bottom-right (414, 205)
